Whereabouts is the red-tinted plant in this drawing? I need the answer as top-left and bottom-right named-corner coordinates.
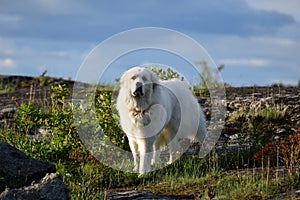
top-left (253, 142), bottom-right (276, 166)
top-left (279, 128), bottom-right (300, 175)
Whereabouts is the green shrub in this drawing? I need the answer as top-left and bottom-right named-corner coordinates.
top-left (14, 84), bottom-right (84, 162)
top-left (149, 66), bottom-right (181, 80)
top-left (14, 102), bottom-right (48, 134)
top-left (228, 105), bottom-right (288, 147)
top-left (0, 82), bottom-right (16, 94)
top-left (32, 74), bottom-right (54, 87)
top-left (95, 89), bottom-right (129, 151)
top-left (50, 84), bottom-right (70, 106)
top-left (195, 61), bottom-right (224, 96)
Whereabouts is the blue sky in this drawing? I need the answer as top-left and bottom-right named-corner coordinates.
top-left (0, 0), bottom-right (299, 86)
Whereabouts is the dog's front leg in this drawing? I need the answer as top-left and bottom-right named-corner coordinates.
top-left (138, 138), bottom-right (154, 176)
top-left (168, 138), bottom-right (180, 164)
top-left (128, 138), bottom-right (139, 172)
top-left (151, 140), bottom-right (161, 165)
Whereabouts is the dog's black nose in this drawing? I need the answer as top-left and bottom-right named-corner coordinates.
top-left (136, 82), bottom-right (142, 88)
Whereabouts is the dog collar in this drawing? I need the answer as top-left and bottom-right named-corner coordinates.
top-left (130, 105), bottom-right (151, 116)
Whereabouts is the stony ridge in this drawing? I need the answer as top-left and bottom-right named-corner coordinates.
top-left (1, 75), bottom-right (299, 133)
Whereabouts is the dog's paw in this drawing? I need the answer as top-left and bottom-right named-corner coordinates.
top-left (133, 165), bottom-right (139, 172)
top-left (138, 173), bottom-right (145, 178)
top-left (151, 157), bottom-right (161, 166)
top-left (133, 168), bottom-right (138, 172)
top-left (151, 158), bottom-right (155, 166)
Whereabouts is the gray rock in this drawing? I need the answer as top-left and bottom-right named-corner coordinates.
top-left (0, 142), bottom-right (56, 192)
top-left (28, 126), bottom-right (53, 141)
top-left (0, 173), bottom-right (70, 200)
top-left (0, 107), bottom-right (16, 119)
top-left (106, 190), bottom-right (191, 199)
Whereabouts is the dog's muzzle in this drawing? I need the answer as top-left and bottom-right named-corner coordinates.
top-left (133, 82), bottom-right (145, 97)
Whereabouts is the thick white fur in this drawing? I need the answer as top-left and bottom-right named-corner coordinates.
top-left (116, 67), bottom-right (207, 175)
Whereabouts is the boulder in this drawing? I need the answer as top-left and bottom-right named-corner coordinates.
top-left (0, 142), bottom-right (55, 192)
top-left (0, 107), bottom-right (16, 120)
top-left (0, 173), bottom-right (70, 200)
top-left (106, 190), bottom-right (191, 199)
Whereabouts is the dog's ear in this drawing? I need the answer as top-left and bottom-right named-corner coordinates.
top-left (150, 70), bottom-right (159, 84)
top-left (116, 77), bottom-right (121, 85)
top-left (117, 76), bottom-right (123, 87)
top-left (149, 70), bottom-right (159, 91)
top-left (118, 73), bottom-right (129, 90)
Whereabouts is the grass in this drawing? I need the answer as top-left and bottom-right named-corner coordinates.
top-left (1, 128), bottom-right (299, 199)
top-left (0, 82), bottom-right (16, 94)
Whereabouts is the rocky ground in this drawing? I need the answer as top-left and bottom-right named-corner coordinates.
top-left (0, 75), bottom-right (299, 199)
top-left (1, 75), bottom-right (299, 132)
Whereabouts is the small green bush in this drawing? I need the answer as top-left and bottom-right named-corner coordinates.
top-left (149, 66), bottom-right (181, 80)
top-left (50, 84), bottom-right (70, 105)
top-left (95, 89), bottom-right (129, 151)
top-left (195, 61), bottom-right (224, 96)
top-left (0, 82), bottom-right (16, 94)
top-left (14, 84), bottom-right (83, 162)
top-left (228, 104), bottom-right (288, 147)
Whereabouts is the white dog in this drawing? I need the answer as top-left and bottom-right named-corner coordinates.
top-left (116, 67), bottom-right (207, 175)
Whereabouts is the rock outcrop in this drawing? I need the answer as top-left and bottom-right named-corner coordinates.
top-left (0, 142), bottom-right (69, 200)
top-left (202, 86), bottom-right (300, 137)
top-left (0, 173), bottom-right (69, 200)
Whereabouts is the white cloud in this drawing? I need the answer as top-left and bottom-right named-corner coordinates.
top-left (0, 58), bottom-right (15, 69)
top-left (45, 50), bottom-right (70, 57)
top-left (220, 58), bottom-right (270, 67)
top-left (0, 38), bottom-right (15, 56)
top-left (0, 14), bottom-right (21, 31)
top-left (0, 13), bottom-right (21, 23)
top-left (30, 0), bottom-right (87, 15)
top-left (246, 0), bottom-right (300, 21)
top-left (269, 38), bottom-right (296, 47)
top-left (249, 37), bottom-right (298, 49)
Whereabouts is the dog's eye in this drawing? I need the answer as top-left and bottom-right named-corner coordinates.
top-left (131, 75), bottom-right (136, 80)
top-left (142, 76), bottom-right (147, 81)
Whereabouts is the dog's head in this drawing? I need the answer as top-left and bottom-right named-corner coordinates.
top-left (119, 67), bottom-right (159, 98)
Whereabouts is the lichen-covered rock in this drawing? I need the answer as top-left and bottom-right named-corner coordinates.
top-left (0, 173), bottom-right (70, 200)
